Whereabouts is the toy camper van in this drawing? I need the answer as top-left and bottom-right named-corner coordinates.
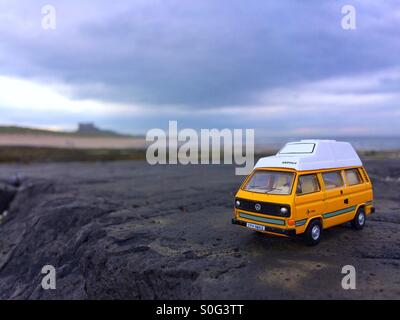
top-left (232, 140), bottom-right (374, 245)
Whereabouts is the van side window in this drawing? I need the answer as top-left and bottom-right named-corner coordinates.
top-left (345, 169), bottom-right (362, 185)
top-left (322, 171), bottom-right (344, 190)
top-left (296, 174), bottom-right (320, 195)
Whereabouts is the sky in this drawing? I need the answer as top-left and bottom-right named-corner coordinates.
top-left (0, 0), bottom-right (399, 137)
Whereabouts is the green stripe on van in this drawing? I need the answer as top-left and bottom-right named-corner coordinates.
top-left (322, 206), bottom-right (357, 219)
top-left (295, 219), bottom-right (307, 227)
top-left (365, 201), bottom-right (373, 206)
top-left (239, 212), bottom-right (286, 226)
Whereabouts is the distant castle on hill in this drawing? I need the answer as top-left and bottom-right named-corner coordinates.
top-left (77, 123), bottom-right (103, 135)
top-left (76, 123), bottom-right (122, 136)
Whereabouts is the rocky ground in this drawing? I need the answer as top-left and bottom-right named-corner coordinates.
top-left (0, 159), bottom-right (399, 299)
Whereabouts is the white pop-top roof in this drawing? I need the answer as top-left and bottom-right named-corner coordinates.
top-left (254, 140), bottom-right (362, 171)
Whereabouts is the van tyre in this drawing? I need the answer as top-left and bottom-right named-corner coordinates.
top-left (352, 208), bottom-right (366, 230)
top-left (304, 220), bottom-right (322, 246)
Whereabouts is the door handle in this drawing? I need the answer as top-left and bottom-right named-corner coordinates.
top-left (344, 199), bottom-right (349, 204)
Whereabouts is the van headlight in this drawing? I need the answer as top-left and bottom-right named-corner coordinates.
top-left (280, 207), bottom-right (289, 215)
top-left (235, 200), bottom-right (241, 207)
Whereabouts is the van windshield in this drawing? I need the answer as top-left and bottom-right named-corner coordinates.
top-left (244, 170), bottom-right (294, 195)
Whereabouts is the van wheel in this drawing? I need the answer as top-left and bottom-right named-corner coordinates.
top-left (304, 220), bottom-right (322, 246)
top-left (351, 208), bottom-right (366, 230)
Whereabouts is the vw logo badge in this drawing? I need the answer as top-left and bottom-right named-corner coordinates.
top-left (255, 204), bottom-right (261, 211)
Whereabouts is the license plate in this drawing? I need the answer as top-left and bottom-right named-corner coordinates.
top-left (246, 222), bottom-right (265, 231)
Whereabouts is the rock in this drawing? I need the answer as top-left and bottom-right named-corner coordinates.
top-left (0, 160), bottom-right (399, 300)
top-left (0, 183), bottom-right (17, 214)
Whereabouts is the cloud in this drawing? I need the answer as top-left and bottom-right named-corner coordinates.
top-left (0, 76), bottom-right (144, 116)
top-left (0, 0), bottom-right (399, 135)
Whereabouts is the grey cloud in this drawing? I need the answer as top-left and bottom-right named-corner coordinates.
top-left (0, 0), bottom-right (399, 109)
top-left (0, 0), bottom-right (400, 137)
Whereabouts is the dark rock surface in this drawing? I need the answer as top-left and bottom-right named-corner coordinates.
top-left (0, 182), bottom-right (17, 214)
top-left (0, 160), bottom-right (399, 299)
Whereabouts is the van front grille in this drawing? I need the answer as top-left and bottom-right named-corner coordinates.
top-left (235, 198), bottom-right (290, 217)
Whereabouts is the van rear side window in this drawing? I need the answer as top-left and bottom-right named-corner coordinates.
top-left (345, 169), bottom-right (362, 185)
top-left (322, 171), bottom-right (344, 189)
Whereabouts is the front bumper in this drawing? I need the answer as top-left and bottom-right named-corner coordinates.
top-left (232, 218), bottom-right (296, 237)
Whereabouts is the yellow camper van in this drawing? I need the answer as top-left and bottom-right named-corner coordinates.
top-left (232, 140), bottom-right (374, 245)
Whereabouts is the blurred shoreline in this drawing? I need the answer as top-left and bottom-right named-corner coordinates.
top-left (0, 145), bottom-right (398, 164)
top-left (0, 128), bottom-right (399, 163)
top-left (0, 133), bottom-right (146, 149)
